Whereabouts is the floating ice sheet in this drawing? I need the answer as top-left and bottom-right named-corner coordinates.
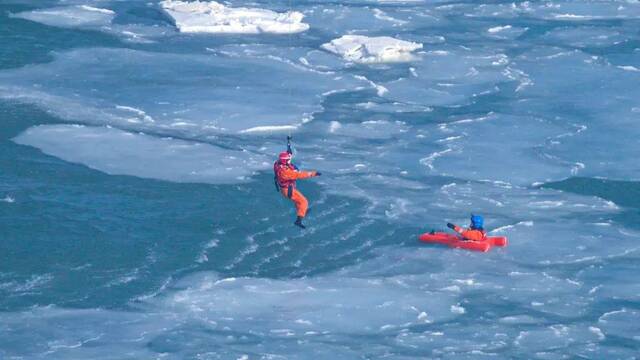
top-left (322, 35), bottom-right (422, 64)
top-left (512, 46), bottom-right (640, 180)
top-left (325, 119), bottom-right (409, 139)
top-left (13, 125), bottom-right (270, 184)
top-left (161, 0), bottom-right (309, 34)
top-left (540, 27), bottom-right (626, 48)
top-left (303, 4), bottom-right (427, 37)
top-left (0, 47), bottom-right (364, 135)
top-left (9, 3), bottom-right (172, 43)
top-left (424, 114), bottom-right (571, 185)
top-left (462, 0), bottom-right (640, 20)
top-left (380, 46), bottom-right (513, 107)
top-left (10, 5), bottom-right (115, 28)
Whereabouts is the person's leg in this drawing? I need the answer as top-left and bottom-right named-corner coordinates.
top-left (290, 189), bottom-right (308, 218)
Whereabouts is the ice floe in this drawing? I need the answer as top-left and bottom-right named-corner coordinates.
top-left (322, 35), bottom-right (422, 64)
top-left (0, 47), bottom-right (365, 135)
top-left (11, 5), bottom-right (115, 28)
top-left (161, 0), bottom-right (309, 34)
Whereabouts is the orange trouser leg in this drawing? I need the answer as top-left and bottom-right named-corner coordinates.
top-left (281, 187), bottom-right (308, 217)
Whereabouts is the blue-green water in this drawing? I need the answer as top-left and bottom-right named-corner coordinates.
top-left (546, 177), bottom-right (640, 231)
top-left (1, 1), bottom-right (640, 358)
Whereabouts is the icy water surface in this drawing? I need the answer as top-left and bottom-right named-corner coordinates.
top-left (1, 0), bottom-right (640, 358)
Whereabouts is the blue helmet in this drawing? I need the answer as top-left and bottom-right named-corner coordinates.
top-left (470, 214), bottom-right (484, 230)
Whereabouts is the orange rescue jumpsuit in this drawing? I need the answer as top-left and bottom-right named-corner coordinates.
top-left (274, 161), bottom-right (317, 218)
top-left (451, 225), bottom-right (486, 242)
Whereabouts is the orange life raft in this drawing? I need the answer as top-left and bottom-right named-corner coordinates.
top-left (419, 232), bottom-right (508, 252)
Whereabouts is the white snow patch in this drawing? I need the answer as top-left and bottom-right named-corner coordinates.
top-left (553, 14), bottom-right (595, 20)
top-left (420, 148), bottom-right (452, 170)
top-left (589, 326), bottom-right (605, 341)
top-left (617, 65), bottom-right (640, 72)
top-left (488, 25), bottom-right (512, 33)
top-left (372, 8), bottom-right (408, 25)
top-left (239, 125), bottom-right (298, 134)
top-left (1, 196), bottom-right (15, 203)
top-left (417, 312), bottom-right (430, 322)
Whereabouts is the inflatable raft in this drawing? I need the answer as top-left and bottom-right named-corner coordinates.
top-left (419, 232), bottom-right (508, 252)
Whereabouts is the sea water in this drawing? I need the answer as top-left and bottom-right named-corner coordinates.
top-left (1, 0), bottom-right (639, 358)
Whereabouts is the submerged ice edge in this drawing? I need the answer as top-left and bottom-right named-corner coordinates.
top-left (10, 5), bottom-right (116, 28)
top-left (12, 124), bottom-right (272, 184)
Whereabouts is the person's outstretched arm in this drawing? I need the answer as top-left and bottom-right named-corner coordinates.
top-left (447, 222), bottom-right (463, 234)
top-left (278, 167), bottom-right (318, 181)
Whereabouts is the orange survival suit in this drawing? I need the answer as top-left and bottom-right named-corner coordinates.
top-left (274, 152), bottom-right (318, 222)
top-left (447, 215), bottom-right (486, 241)
top-left (450, 225), bottom-right (486, 241)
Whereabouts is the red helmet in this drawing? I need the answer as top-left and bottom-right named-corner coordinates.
top-left (279, 151), bottom-right (292, 163)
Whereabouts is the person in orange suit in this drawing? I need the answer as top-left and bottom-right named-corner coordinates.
top-left (447, 214), bottom-right (486, 241)
top-left (274, 151), bottom-right (320, 229)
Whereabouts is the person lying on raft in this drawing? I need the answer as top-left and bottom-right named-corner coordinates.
top-left (446, 214), bottom-right (486, 241)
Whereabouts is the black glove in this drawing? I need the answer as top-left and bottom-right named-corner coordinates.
top-left (315, 171), bottom-right (322, 176)
top-left (446, 223), bottom-right (455, 230)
